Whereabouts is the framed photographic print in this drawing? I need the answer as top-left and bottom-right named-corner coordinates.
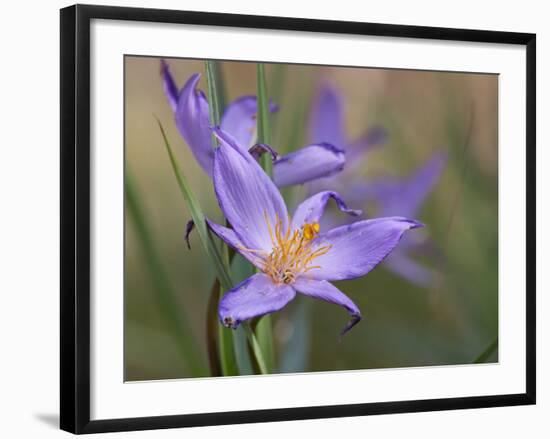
top-left (60, 4), bottom-right (536, 434)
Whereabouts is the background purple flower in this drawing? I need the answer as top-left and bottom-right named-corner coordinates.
top-left (161, 61), bottom-right (346, 187)
top-left (360, 152), bottom-right (447, 286)
top-left (308, 82), bottom-right (388, 194)
top-left (307, 81), bottom-right (446, 287)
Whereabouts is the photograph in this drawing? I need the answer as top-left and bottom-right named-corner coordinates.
top-left (124, 56), bottom-right (499, 381)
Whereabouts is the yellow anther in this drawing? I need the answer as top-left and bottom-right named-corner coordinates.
top-left (236, 214), bottom-right (330, 285)
top-left (302, 222), bottom-right (320, 241)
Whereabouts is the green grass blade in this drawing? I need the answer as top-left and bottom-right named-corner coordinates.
top-left (204, 62), bottom-right (243, 375)
top-left (206, 279), bottom-right (222, 376)
top-left (243, 323), bottom-right (268, 374)
top-left (279, 299), bottom-right (311, 373)
top-left (255, 316), bottom-right (275, 373)
top-left (204, 60), bottom-right (224, 131)
top-left (206, 278), bottom-right (239, 377)
top-left (230, 255), bottom-right (255, 374)
top-left (156, 118), bottom-right (233, 290)
top-left (473, 338), bottom-right (498, 363)
top-left (207, 60), bottom-right (227, 115)
top-left (268, 63), bottom-right (286, 109)
top-left (125, 171), bottom-right (206, 376)
top-left (217, 283), bottom-right (240, 376)
top-left (254, 62), bottom-right (276, 372)
top-left (157, 118), bottom-right (270, 376)
top-left (257, 63), bottom-right (273, 175)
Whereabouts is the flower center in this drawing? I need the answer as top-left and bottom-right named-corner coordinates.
top-left (260, 213), bottom-right (330, 285)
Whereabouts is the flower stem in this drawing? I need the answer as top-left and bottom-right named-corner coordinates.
top-left (242, 323), bottom-right (268, 375)
top-left (257, 63), bottom-right (273, 176)
top-left (204, 61), bottom-right (246, 376)
top-left (205, 60), bottom-right (225, 147)
top-left (254, 62), bottom-right (277, 373)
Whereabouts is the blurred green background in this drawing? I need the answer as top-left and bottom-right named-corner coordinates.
top-left (124, 56), bottom-right (498, 381)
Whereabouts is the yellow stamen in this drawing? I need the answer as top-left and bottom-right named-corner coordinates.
top-left (303, 222), bottom-right (320, 240)
top-left (236, 212), bottom-right (329, 285)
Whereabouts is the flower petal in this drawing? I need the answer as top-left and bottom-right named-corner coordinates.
top-left (206, 219), bottom-right (265, 268)
top-left (220, 96), bottom-right (278, 149)
top-left (273, 143), bottom-right (345, 188)
top-left (213, 127), bottom-right (289, 252)
top-left (161, 60), bottom-right (179, 113)
top-left (309, 217), bottom-right (423, 281)
top-left (219, 273), bottom-right (296, 328)
top-left (174, 73), bottom-right (214, 177)
top-left (291, 191), bottom-right (361, 230)
top-left (220, 96), bottom-right (258, 149)
top-left (293, 278), bottom-right (361, 336)
top-left (309, 83), bottom-right (346, 148)
top-left (367, 152), bottom-right (447, 218)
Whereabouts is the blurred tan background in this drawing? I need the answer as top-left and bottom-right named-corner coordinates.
top-left (124, 56), bottom-right (498, 381)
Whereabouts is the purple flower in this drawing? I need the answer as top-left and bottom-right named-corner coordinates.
top-left (308, 82), bottom-right (388, 191)
top-left (161, 61), bottom-right (346, 187)
top-left (207, 128), bottom-right (423, 335)
top-left (359, 152), bottom-right (447, 287)
top-left (308, 81), bottom-right (446, 287)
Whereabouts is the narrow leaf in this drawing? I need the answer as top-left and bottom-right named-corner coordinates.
top-left (255, 316), bottom-right (275, 373)
top-left (217, 284), bottom-right (240, 376)
top-left (125, 171), bottom-right (206, 376)
top-left (156, 118), bottom-right (233, 290)
top-left (204, 60), bottom-right (242, 376)
top-left (243, 323), bottom-right (269, 375)
top-left (279, 299), bottom-right (311, 373)
top-left (205, 60), bottom-right (226, 148)
top-left (473, 337), bottom-right (498, 363)
top-left (252, 63), bottom-right (277, 373)
top-left (230, 255), bottom-right (255, 374)
top-left (206, 279), bottom-right (222, 376)
top-left (256, 63), bottom-right (273, 176)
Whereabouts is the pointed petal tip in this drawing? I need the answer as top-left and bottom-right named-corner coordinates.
top-left (339, 313), bottom-right (362, 339)
top-left (389, 216), bottom-right (425, 230)
top-left (211, 126), bottom-right (244, 155)
top-left (220, 315), bottom-right (240, 329)
top-left (177, 72), bottom-right (202, 97)
top-left (409, 219), bottom-right (425, 229)
top-left (249, 143), bottom-right (279, 161)
top-left (184, 219), bottom-right (195, 250)
top-left (218, 275), bottom-right (296, 328)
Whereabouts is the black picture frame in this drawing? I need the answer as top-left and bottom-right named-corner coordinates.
top-left (60, 4), bottom-right (536, 434)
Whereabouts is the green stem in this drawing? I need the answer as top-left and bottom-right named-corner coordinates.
top-left (243, 323), bottom-right (268, 374)
top-left (125, 171), bottom-right (206, 376)
top-left (204, 61), bottom-right (242, 376)
top-left (217, 285), bottom-right (239, 376)
top-left (255, 317), bottom-right (275, 373)
top-left (473, 338), bottom-right (498, 363)
top-left (253, 62), bottom-right (277, 373)
top-left (205, 60), bottom-right (225, 146)
top-left (257, 63), bottom-right (273, 176)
